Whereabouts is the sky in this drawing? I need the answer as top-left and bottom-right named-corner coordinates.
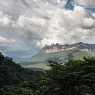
top-left (0, 0), bottom-right (95, 62)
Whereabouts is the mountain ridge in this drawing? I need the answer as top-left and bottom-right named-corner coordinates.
top-left (42, 42), bottom-right (95, 53)
top-left (29, 42), bottom-right (95, 67)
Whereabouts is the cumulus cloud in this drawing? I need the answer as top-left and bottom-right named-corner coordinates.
top-left (0, 0), bottom-right (95, 61)
top-left (1, 0), bottom-right (95, 47)
top-left (76, 0), bottom-right (95, 8)
top-left (0, 11), bottom-right (11, 25)
top-left (0, 36), bottom-right (15, 43)
top-left (37, 6), bottom-right (95, 46)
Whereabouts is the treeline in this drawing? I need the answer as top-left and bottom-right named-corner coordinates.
top-left (0, 52), bottom-right (44, 95)
top-left (0, 52), bottom-right (95, 95)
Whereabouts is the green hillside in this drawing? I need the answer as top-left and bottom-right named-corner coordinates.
top-left (32, 49), bottom-right (91, 63)
top-left (23, 48), bottom-right (93, 69)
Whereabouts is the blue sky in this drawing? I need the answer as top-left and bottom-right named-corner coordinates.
top-left (0, 0), bottom-right (95, 62)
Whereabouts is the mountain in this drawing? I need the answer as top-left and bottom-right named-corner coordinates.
top-left (0, 52), bottom-right (44, 87)
top-left (42, 42), bottom-right (95, 53)
top-left (30, 42), bottom-right (95, 66)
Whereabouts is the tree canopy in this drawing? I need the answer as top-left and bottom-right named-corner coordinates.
top-left (0, 52), bottom-right (95, 95)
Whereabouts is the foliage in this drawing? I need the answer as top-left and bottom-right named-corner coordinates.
top-left (0, 86), bottom-right (34, 95)
top-left (0, 52), bottom-right (44, 95)
top-left (42, 57), bottom-right (95, 95)
top-left (0, 51), bottom-right (95, 95)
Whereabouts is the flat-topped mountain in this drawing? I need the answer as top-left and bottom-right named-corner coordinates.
top-left (43, 42), bottom-right (95, 54)
top-left (31, 42), bottom-right (95, 66)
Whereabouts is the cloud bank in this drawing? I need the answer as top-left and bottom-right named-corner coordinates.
top-left (0, 0), bottom-right (95, 61)
top-left (76, 0), bottom-right (95, 8)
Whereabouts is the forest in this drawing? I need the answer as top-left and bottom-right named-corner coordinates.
top-left (0, 52), bottom-right (95, 95)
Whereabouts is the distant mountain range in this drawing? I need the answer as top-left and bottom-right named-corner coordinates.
top-left (43, 42), bottom-right (95, 53)
top-left (31, 42), bottom-right (95, 64)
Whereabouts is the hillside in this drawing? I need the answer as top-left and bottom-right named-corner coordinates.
top-left (22, 42), bottom-right (95, 69)
top-left (32, 42), bottom-right (95, 64)
top-left (32, 48), bottom-right (90, 63)
top-left (0, 52), bottom-right (44, 88)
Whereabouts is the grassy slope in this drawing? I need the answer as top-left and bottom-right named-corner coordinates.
top-left (32, 49), bottom-right (91, 62)
top-left (22, 49), bottom-right (92, 70)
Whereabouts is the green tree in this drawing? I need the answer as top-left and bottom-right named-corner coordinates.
top-left (42, 57), bottom-right (95, 95)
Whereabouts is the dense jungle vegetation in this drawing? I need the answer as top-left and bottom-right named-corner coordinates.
top-left (0, 52), bottom-right (95, 95)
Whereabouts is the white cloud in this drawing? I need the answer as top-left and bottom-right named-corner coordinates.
top-left (0, 36), bottom-right (15, 43)
top-left (76, 0), bottom-right (95, 8)
top-left (17, 15), bottom-right (46, 27)
top-left (0, 11), bottom-right (11, 25)
top-left (82, 18), bottom-right (95, 28)
top-left (34, 5), bottom-right (95, 46)
top-left (0, 0), bottom-right (95, 59)
top-left (7, 4), bottom-right (95, 48)
top-left (0, 16), bottom-right (10, 25)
